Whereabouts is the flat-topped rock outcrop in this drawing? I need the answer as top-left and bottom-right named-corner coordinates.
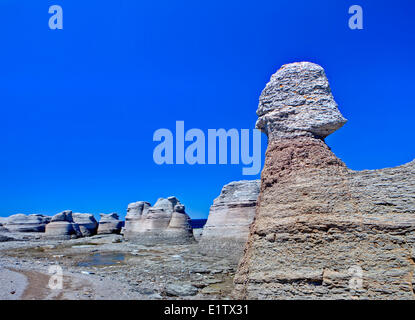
top-left (97, 213), bottom-right (122, 234)
top-left (5, 214), bottom-right (51, 233)
top-left (124, 197), bottom-right (195, 244)
top-left (233, 62), bottom-right (415, 300)
top-left (45, 210), bottom-right (79, 239)
top-left (72, 213), bottom-right (98, 237)
top-left (199, 180), bottom-right (260, 262)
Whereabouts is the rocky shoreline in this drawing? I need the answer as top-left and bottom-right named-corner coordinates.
top-left (0, 234), bottom-right (237, 300)
top-left (0, 186), bottom-right (255, 300)
top-left (1, 61), bottom-right (414, 300)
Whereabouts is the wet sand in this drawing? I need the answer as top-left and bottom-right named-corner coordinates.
top-left (0, 268), bottom-right (27, 300)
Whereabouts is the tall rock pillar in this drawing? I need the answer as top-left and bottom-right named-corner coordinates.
top-left (233, 62), bottom-right (415, 299)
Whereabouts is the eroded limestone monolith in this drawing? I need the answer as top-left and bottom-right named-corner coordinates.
top-left (124, 197), bottom-right (195, 244)
top-left (199, 180), bottom-right (260, 262)
top-left (233, 62), bottom-right (415, 300)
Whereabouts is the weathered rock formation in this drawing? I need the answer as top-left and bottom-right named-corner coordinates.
top-left (124, 201), bottom-right (151, 237)
top-left (97, 213), bottom-right (122, 234)
top-left (233, 62), bottom-right (415, 299)
top-left (199, 180), bottom-right (260, 262)
top-left (0, 223), bottom-right (9, 233)
top-left (192, 228), bottom-right (203, 241)
top-left (5, 214), bottom-right (51, 233)
top-left (72, 213), bottom-right (98, 237)
top-left (124, 197), bottom-right (195, 244)
top-left (45, 210), bottom-right (79, 239)
top-left (0, 217), bottom-right (8, 233)
top-left (0, 234), bottom-right (14, 242)
top-left (255, 62), bottom-right (347, 140)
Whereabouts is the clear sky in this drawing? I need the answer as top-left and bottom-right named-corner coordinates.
top-left (1, 0), bottom-right (414, 220)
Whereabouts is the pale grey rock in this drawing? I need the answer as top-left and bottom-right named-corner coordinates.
top-left (124, 197), bottom-right (195, 244)
top-left (124, 201), bottom-right (151, 236)
top-left (72, 213), bottom-right (98, 237)
top-left (0, 234), bottom-right (15, 242)
top-left (51, 210), bottom-right (73, 222)
top-left (163, 282), bottom-right (198, 296)
top-left (192, 228), bottom-right (203, 241)
top-left (0, 219), bottom-right (9, 233)
top-left (256, 62), bottom-right (347, 140)
top-left (5, 214), bottom-right (51, 233)
top-left (45, 210), bottom-right (79, 239)
top-left (97, 213), bottom-right (122, 235)
top-left (199, 180), bottom-right (260, 262)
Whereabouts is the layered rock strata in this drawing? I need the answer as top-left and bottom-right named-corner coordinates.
top-left (233, 62), bottom-right (415, 300)
top-left (0, 223), bottom-right (9, 233)
top-left (199, 180), bottom-right (260, 262)
top-left (45, 210), bottom-right (79, 239)
top-left (72, 213), bottom-right (98, 237)
top-left (4, 214), bottom-right (51, 233)
top-left (124, 201), bottom-right (151, 237)
top-left (97, 213), bottom-right (122, 234)
top-left (124, 197), bottom-right (195, 244)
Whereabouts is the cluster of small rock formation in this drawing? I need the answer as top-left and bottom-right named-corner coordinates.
top-left (124, 197), bottom-right (195, 244)
top-left (0, 211), bottom-right (122, 240)
top-left (233, 62), bottom-right (415, 300)
top-left (0, 197), bottom-right (197, 245)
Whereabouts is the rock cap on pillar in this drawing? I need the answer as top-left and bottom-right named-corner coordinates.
top-left (255, 62), bottom-right (347, 140)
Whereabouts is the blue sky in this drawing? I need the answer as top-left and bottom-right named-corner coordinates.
top-left (1, 0), bottom-right (414, 219)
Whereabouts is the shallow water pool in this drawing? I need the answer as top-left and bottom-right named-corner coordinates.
top-left (77, 253), bottom-right (125, 267)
